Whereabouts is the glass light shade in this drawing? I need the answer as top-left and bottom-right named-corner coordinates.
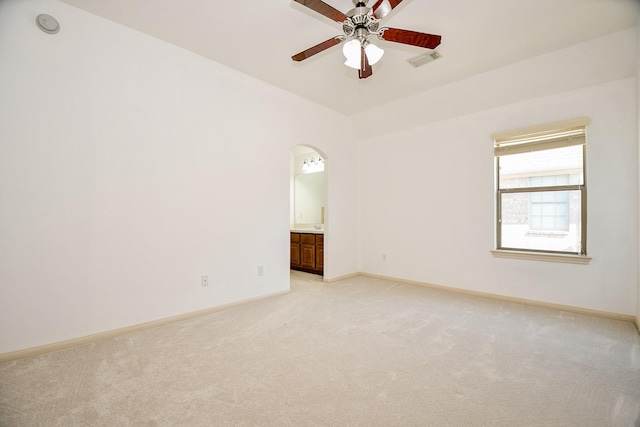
top-left (343, 39), bottom-right (361, 69)
top-left (365, 43), bottom-right (384, 65)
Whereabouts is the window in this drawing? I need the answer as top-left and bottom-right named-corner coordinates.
top-left (529, 175), bottom-right (571, 231)
top-left (494, 118), bottom-right (588, 256)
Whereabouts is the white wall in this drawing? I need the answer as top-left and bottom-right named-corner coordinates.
top-left (637, 20), bottom-right (640, 324)
top-left (360, 38), bottom-right (638, 315)
top-left (351, 28), bottom-right (637, 139)
top-left (0, 0), bottom-right (359, 354)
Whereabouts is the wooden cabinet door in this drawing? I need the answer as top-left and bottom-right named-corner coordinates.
top-left (315, 234), bottom-right (324, 272)
top-left (300, 234), bottom-right (316, 269)
top-left (290, 242), bottom-right (300, 267)
top-left (290, 233), bottom-right (301, 268)
top-left (316, 245), bottom-right (324, 271)
top-left (300, 244), bottom-right (316, 269)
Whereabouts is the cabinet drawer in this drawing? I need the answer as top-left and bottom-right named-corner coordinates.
top-left (315, 234), bottom-right (324, 246)
top-left (290, 233), bottom-right (300, 242)
top-left (301, 234), bottom-right (315, 244)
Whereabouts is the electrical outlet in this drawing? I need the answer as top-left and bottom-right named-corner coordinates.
top-left (257, 265), bottom-right (264, 277)
top-left (201, 275), bottom-right (209, 287)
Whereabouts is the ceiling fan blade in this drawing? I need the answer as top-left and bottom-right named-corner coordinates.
top-left (293, 0), bottom-right (348, 23)
top-left (371, 0), bottom-right (403, 20)
top-left (379, 27), bottom-right (442, 49)
top-left (358, 45), bottom-right (372, 79)
top-left (292, 36), bottom-right (343, 61)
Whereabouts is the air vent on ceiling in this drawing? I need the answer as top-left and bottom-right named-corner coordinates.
top-left (407, 51), bottom-right (441, 68)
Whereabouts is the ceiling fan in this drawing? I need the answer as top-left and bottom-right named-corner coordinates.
top-left (291, 0), bottom-right (442, 79)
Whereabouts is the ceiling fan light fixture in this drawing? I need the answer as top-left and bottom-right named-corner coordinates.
top-left (343, 39), bottom-right (384, 69)
top-left (364, 42), bottom-right (384, 65)
top-left (343, 39), bottom-right (362, 69)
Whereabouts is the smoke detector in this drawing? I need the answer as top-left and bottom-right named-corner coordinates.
top-left (36, 14), bottom-right (60, 34)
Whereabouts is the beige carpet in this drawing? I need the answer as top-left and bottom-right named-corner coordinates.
top-left (1, 272), bottom-right (640, 426)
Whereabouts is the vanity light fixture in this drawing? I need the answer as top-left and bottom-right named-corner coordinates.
top-left (302, 156), bottom-right (325, 173)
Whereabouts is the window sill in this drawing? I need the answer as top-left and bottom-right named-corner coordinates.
top-left (491, 250), bottom-right (591, 265)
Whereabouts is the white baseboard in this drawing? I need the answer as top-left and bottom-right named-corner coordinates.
top-left (0, 289), bottom-right (290, 363)
top-left (323, 272), bottom-right (360, 283)
top-left (360, 272), bottom-right (637, 324)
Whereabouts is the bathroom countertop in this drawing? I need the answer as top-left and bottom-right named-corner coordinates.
top-left (290, 228), bottom-right (324, 234)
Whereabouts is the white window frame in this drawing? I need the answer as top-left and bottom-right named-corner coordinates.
top-left (492, 118), bottom-right (591, 264)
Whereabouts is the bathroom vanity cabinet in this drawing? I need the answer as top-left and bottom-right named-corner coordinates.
top-left (290, 232), bottom-right (323, 275)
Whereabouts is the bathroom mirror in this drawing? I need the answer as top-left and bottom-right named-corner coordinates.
top-left (294, 171), bottom-right (324, 225)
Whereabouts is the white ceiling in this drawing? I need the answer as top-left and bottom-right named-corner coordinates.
top-left (59, 0), bottom-right (639, 116)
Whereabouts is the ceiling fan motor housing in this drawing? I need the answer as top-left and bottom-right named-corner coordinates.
top-left (344, 2), bottom-right (380, 40)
